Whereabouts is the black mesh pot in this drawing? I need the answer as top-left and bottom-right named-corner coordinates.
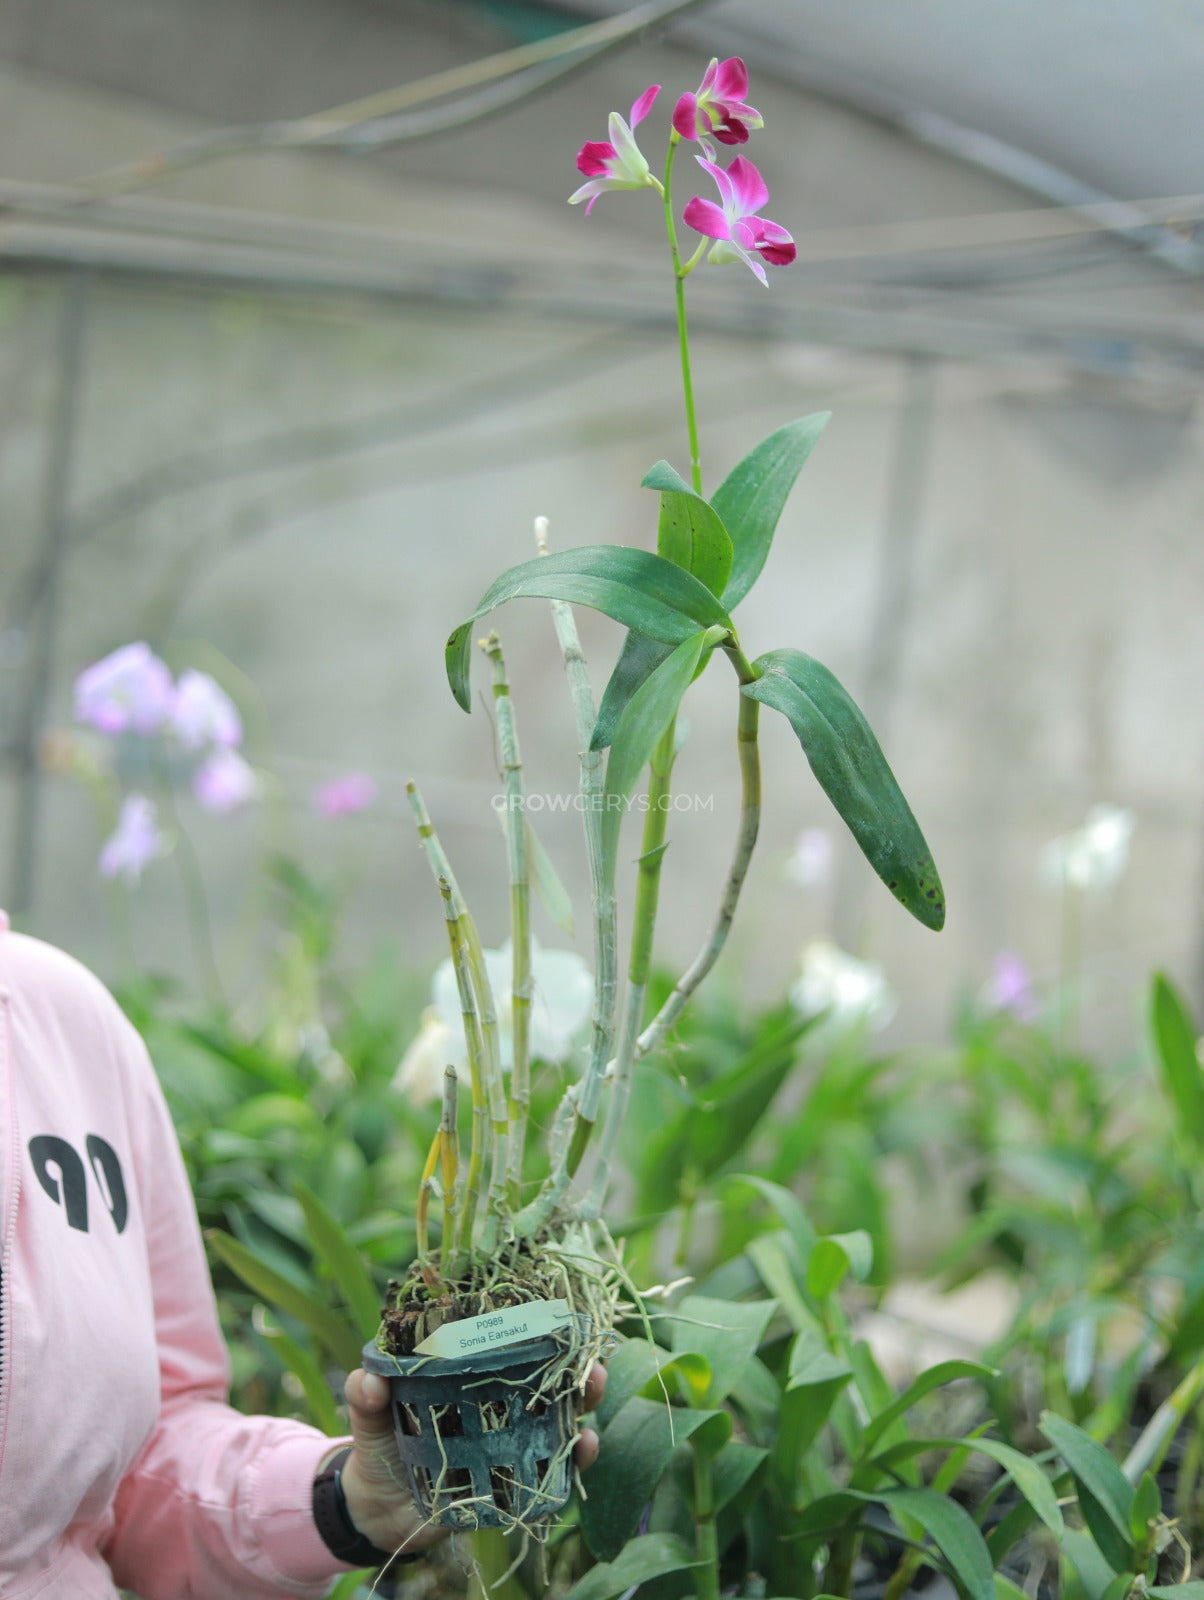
top-left (361, 1335), bottom-right (577, 1530)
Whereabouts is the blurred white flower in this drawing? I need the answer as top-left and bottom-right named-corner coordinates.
top-left (1040, 804), bottom-right (1135, 894)
top-left (393, 1006), bottom-right (460, 1104)
top-left (790, 939), bottom-right (896, 1032)
top-left (393, 941), bottom-right (593, 1103)
top-left (784, 827), bottom-right (833, 890)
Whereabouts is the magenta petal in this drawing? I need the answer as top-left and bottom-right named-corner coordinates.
top-left (713, 57), bottom-right (750, 99)
top-left (713, 123), bottom-right (749, 146)
top-left (683, 195), bottom-right (731, 241)
top-left (672, 91), bottom-right (699, 140)
top-left (725, 155), bottom-right (770, 215)
top-left (630, 83), bottom-right (660, 127)
top-left (577, 139), bottom-right (615, 177)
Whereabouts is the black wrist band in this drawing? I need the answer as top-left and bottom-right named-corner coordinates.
top-left (312, 1446), bottom-right (421, 1571)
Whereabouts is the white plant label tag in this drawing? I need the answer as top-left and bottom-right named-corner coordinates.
top-left (414, 1299), bottom-right (574, 1359)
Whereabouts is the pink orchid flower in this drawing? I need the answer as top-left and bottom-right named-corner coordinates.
top-left (682, 154), bottom-right (797, 285)
top-left (74, 642), bottom-right (174, 736)
top-left (569, 85), bottom-right (660, 215)
top-left (192, 747), bottom-right (258, 812)
top-left (673, 56), bottom-right (763, 148)
top-left (170, 670), bottom-right (243, 751)
top-left (99, 793), bottom-right (164, 883)
top-left (311, 772), bottom-right (377, 818)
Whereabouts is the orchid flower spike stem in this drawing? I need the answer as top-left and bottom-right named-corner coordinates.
top-left (660, 129), bottom-right (702, 493)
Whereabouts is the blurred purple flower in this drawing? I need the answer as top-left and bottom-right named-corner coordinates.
top-left (985, 951), bottom-right (1039, 1022)
top-left (170, 670), bottom-right (243, 750)
top-left (74, 642), bottom-right (174, 736)
top-left (682, 154), bottom-right (796, 285)
top-left (672, 56), bottom-right (763, 148)
top-left (193, 747), bottom-right (257, 812)
top-left (569, 85), bottom-right (660, 215)
top-left (99, 793), bottom-right (164, 883)
top-left (312, 773), bottom-right (378, 818)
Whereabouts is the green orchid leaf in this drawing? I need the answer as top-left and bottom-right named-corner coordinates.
top-left (446, 547), bottom-right (731, 710)
top-left (1040, 1412), bottom-right (1135, 1574)
top-left (1130, 1469), bottom-right (1161, 1546)
top-left (743, 648), bottom-right (945, 929)
top-left (601, 628), bottom-right (719, 881)
top-left (294, 1181), bottom-right (381, 1337)
top-left (591, 630), bottom-right (674, 752)
top-left (806, 1231), bottom-right (874, 1300)
top-left (713, 412), bottom-right (831, 609)
top-left (643, 458), bottom-right (734, 598)
top-left (565, 1533), bottom-right (700, 1600)
top-left (668, 1294), bottom-right (777, 1406)
top-left (580, 1397), bottom-right (727, 1560)
top-left (865, 1436), bottom-right (1063, 1539)
top-left (595, 1337), bottom-right (666, 1428)
top-left (207, 1228), bottom-right (362, 1372)
top-left (1150, 972), bottom-right (1204, 1148)
top-left (859, 1361), bottom-right (998, 1458)
top-left (882, 1487), bottom-right (995, 1600)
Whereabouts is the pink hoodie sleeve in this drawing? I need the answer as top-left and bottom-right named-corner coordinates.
top-left (100, 1022), bottom-right (352, 1599)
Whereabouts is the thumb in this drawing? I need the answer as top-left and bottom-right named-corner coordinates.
top-left (344, 1369), bottom-right (398, 1480)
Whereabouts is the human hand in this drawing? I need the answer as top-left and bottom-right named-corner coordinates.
top-left (338, 1360), bottom-right (608, 1558)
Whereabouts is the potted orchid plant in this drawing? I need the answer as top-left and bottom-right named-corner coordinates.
top-left (364, 53), bottom-right (945, 1541)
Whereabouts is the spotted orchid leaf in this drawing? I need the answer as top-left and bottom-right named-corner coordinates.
top-left (642, 459), bottom-right (734, 599)
top-left (445, 547), bottom-right (732, 711)
top-left (742, 649), bottom-right (944, 930)
top-left (713, 413), bottom-right (831, 609)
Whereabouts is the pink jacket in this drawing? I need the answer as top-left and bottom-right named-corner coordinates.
top-left (0, 915), bottom-right (352, 1598)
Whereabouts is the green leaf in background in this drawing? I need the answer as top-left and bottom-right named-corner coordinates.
top-left (1148, 1586), bottom-right (1204, 1599)
top-left (1129, 1468), bottom-right (1161, 1545)
top-left (580, 1397), bottom-right (727, 1560)
top-left (565, 1533), bottom-right (701, 1600)
top-left (643, 458), bottom-right (734, 598)
top-left (1062, 1527), bottom-right (1122, 1600)
top-left (859, 1360), bottom-right (997, 1458)
top-left (525, 815), bottom-right (575, 936)
top-left (1150, 972), bottom-right (1204, 1148)
top-left (255, 1310), bottom-right (343, 1435)
top-left (712, 412), bottom-right (831, 609)
top-left (727, 1173), bottom-right (818, 1261)
top-left (445, 547), bottom-right (732, 710)
top-left (208, 1228), bottom-right (363, 1372)
top-left (668, 1294), bottom-right (776, 1406)
top-left (881, 1487), bottom-right (995, 1600)
top-left (1040, 1412), bottom-right (1135, 1575)
top-left (294, 1181), bottom-right (381, 1337)
top-left (806, 1231), bottom-right (874, 1300)
top-left (743, 648), bottom-right (945, 929)
top-left (601, 629), bottom-right (718, 880)
top-left (866, 1435), bottom-right (1063, 1540)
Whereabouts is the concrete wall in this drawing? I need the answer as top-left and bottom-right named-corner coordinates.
top-left (1, 1), bottom-right (1200, 1054)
